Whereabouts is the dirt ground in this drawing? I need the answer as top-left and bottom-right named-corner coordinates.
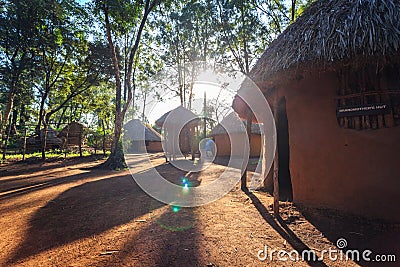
top-left (0, 154), bottom-right (398, 267)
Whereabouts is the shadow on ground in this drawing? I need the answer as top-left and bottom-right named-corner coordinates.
top-left (115, 206), bottom-right (203, 266)
top-left (0, 155), bottom-right (107, 199)
top-left (298, 206), bottom-right (400, 266)
top-left (6, 158), bottom-right (204, 265)
top-left (245, 191), bottom-right (329, 267)
top-left (213, 156), bottom-right (259, 172)
top-left (0, 155), bottom-right (106, 177)
top-left (248, 189), bottom-right (399, 266)
top-left (6, 172), bottom-right (163, 264)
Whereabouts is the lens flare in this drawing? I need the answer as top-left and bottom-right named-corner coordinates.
top-left (153, 206), bottom-right (196, 232)
top-left (124, 61), bottom-right (277, 207)
top-left (172, 206), bottom-right (180, 213)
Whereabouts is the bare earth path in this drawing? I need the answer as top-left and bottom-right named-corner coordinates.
top-left (0, 155), bottom-right (398, 266)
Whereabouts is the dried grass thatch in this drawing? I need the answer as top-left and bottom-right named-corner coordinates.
top-left (58, 122), bottom-right (87, 146)
top-left (26, 126), bottom-right (63, 150)
top-left (155, 106), bottom-right (200, 127)
top-left (210, 112), bottom-right (262, 136)
top-left (252, 0), bottom-right (400, 81)
top-left (123, 119), bottom-right (161, 142)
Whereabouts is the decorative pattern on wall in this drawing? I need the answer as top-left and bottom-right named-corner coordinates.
top-left (336, 65), bottom-right (400, 130)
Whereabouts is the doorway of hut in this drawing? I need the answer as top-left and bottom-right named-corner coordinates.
top-left (277, 97), bottom-right (293, 201)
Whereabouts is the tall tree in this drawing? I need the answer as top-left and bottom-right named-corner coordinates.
top-left (27, 1), bottom-right (111, 159)
top-left (0, 0), bottom-right (40, 154)
top-left (252, 0), bottom-right (290, 34)
top-left (96, 0), bottom-right (160, 168)
top-left (157, 1), bottom-right (217, 109)
top-left (215, 0), bottom-right (271, 74)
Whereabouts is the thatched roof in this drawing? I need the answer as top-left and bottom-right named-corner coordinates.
top-left (123, 119), bottom-right (161, 142)
top-left (58, 122), bottom-right (88, 146)
top-left (155, 106), bottom-right (199, 127)
top-left (210, 112), bottom-right (262, 136)
top-left (59, 122), bottom-right (86, 138)
top-left (27, 126), bottom-right (63, 146)
top-left (251, 0), bottom-right (400, 81)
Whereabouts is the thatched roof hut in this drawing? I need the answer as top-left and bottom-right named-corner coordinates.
top-left (233, 0), bottom-right (400, 221)
top-left (156, 106), bottom-right (200, 159)
top-left (250, 0), bottom-right (400, 83)
top-left (210, 112), bottom-right (262, 136)
top-left (123, 119), bottom-right (162, 153)
top-left (26, 126), bottom-right (63, 151)
top-left (58, 122), bottom-right (86, 147)
top-left (155, 106), bottom-right (199, 127)
top-left (124, 119), bottom-right (161, 142)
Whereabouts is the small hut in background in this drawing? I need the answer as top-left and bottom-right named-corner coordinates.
top-left (26, 126), bottom-right (63, 152)
top-left (58, 122), bottom-right (87, 156)
top-left (233, 0), bottom-right (400, 221)
top-left (59, 122), bottom-right (86, 146)
top-left (156, 106), bottom-right (199, 160)
top-left (210, 112), bottom-right (262, 157)
top-left (123, 119), bottom-right (162, 153)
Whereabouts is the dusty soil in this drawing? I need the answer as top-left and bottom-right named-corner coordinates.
top-left (0, 154), bottom-right (398, 267)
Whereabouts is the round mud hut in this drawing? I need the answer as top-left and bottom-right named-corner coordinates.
top-left (233, 0), bottom-right (400, 222)
top-left (155, 106), bottom-right (199, 160)
top-left (123, 119), bottom-right (163, 153)
top-left (210, 112), bottom-right (262, 157)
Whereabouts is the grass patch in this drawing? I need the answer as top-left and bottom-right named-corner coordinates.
top-left (2, 150), bottom-right (110, 162)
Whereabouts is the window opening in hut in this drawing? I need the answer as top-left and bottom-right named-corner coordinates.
top-left (336, 65), bottom-right (400, 130)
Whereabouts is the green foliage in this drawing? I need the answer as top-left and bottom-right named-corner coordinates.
top-left (0, 0), bottom-right (314, 162)
top-left (293, 0), bottom-right (316, 20)
top-left (4, 150), bottom-right (93, 161)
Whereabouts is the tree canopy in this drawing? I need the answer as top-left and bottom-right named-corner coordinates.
top-left (0, 0), bottom-right (314, 163)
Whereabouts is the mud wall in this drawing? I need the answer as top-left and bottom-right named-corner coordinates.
top-left (147, 141), bottom-right (163, 152)
top-left (214, 133), bottom-right (261, 157)
top-left (271, 72), bottom-right (400, 222)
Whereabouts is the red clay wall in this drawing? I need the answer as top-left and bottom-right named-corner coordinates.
top-left (273, 72), bottom-right (400, 222)
top-left (146, 141), bottom-right (163, 152)
top-left (214, 133), bottom-right (261, 157)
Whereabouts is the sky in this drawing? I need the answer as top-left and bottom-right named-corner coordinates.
top-left (135, 64), bottom-right (253, 125)
top-left (141, 77), bottom-right (238, 125)
top-left (74, 0), bottom-right (267, 125)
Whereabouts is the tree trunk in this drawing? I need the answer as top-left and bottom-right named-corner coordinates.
top-left (101, 0), bottom-right (158, 169)
top-left (291, 0), bottom-right (297, 21)
top-left (241, 3), bottom-right (250, 75)
top-left (2, 112), bottom-right (14, 161)
top-left (22, 127), bottom-right (27, 161)
top-left (41, 117), bottom-right (49, 160)
top-left (11, 108), bottom-right (18, 136)
top-left (101, 119), bottom-right (106, 155)
top-left (188, 62), bottom-right (196, 110)
top-left (102, 1), bottom-right (127, 169)
top-left (56, 106), bottom-right (68, 129)
top-left (0, 59), bottom-right (23, 143)
top-left (0, 83), bottom-right (17, 156)
top-left (37, 88), bottom-right (49, 134)
top-left (142, 88), bottom-right (147, 121)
